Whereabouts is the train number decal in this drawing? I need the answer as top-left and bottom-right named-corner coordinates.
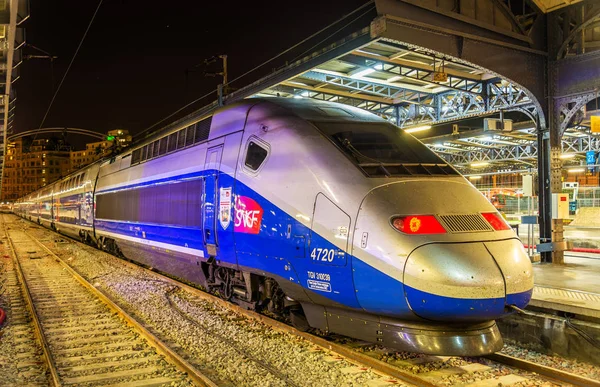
top-left (310, 247), bottom-right (337, 262)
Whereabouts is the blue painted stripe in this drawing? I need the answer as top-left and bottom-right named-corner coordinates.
top-left (95, 220), bottom-right (203, 251)
top-left (506, 289), bottom-right (532, 308)
top-left (404, 284), bottom-right (505, 321)
top-left (404, 285), bottom-right (533, 321)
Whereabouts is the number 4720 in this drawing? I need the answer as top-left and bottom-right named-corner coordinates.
top-left (310, 248), bottom-right (336, 263)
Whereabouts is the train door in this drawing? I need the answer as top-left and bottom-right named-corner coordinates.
top-left (306, 193), bottom-right (360, 307)
top-left (203, 145), bottom-right (223, 258)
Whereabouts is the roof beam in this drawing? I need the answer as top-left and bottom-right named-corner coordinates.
top-left (299, 69), bottom-right (433, 102)
top-left (351, 49), bottom-right (484, 81)
top-left (280, 81), bottom-right (392, 104)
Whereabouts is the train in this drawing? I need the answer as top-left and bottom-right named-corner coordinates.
top-left (13, 98), bottom-right (534, 356)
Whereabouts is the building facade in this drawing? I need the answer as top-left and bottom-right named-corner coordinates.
top-left (2, 138), bottom-right (72, 200)
top-left (70, 129), bottom-right (132, 170)
top-left (1, 130), bottom-right (132, 200)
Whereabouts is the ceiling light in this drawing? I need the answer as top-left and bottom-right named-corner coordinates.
top-left (469, 176), bottom-right (482, 180)
top-left (568, 168), bottom-right (585, 173)
top-left (471, 162), bottom-right (490, 167)
top-left (387, 75), bottom-right (403, 82)
top-left (351, 68), bottom-right (375, 78)
top-left (559, 154), bottom-right (575, 159)
top-left (404, 125), bottom-right (432, 133)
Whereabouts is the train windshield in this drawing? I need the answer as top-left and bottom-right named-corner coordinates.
top-left (313, 121), bottom-right (458, 177)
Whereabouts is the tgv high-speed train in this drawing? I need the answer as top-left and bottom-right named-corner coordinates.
top-left (14, 98), bottom-right (533, 356)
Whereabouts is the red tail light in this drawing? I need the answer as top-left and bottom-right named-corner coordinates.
top-left (481, 212), bottom-right (511, 231)
top-left (391, 215), bottom-right (446, 234)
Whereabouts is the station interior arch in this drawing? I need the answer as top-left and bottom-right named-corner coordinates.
top-left (4, 0), bottom-right (600, 264)
top-left (216, 0), bottom-right (600, 263)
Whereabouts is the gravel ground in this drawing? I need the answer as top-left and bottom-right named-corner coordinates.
top-left (21, 216), bottom-right (600, 387)
top-left (0, 234), bottom-right (49, 386)
top-left (23, 222), bottom-right (406, 387)
top-left (502, 340), bottom-right (600, 380)
top-left (349, 346), bottom-right (557, 386)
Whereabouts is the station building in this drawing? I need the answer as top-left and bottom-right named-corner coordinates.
top-left (2, 138), bottom-right (71, 200)
top-left (1, 129), bottom-right (132, 200)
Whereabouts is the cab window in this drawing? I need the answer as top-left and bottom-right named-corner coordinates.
top-left (244, 140), bottom-right (269, 172)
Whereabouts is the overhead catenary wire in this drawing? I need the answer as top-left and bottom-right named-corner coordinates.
top-left (225, 0), bottom-right (375, 88)
top-left (140, 0), bottom-right (375, 137)
top-left (35, 0), bottom-right (103, 139)
top-left (288, 3), bottom-right (376, 64)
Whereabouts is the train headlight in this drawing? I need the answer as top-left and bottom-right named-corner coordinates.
top-left (391, 215), bottom-right (446, 235)
top-left (481, 212), bottom-right (511, 231)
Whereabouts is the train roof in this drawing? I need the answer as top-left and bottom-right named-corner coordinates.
top-left (257, 97), bottom-right (386, 123)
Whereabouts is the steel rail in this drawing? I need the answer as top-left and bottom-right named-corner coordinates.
top-left (48, 232), bottom-right (436, 387)
top-left (17, 226), bottom-right (218, 387)
top-left (486, 353), bottom-right (600, 387)
top-left (27, 216), bottom-right (600, 387)
top-left (3, 222), bottom-right (61, 387)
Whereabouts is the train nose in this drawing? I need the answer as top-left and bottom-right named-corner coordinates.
top-left (403, 240), bottom-right (532, 322)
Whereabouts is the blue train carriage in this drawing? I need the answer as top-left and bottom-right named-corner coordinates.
top-left (92, 110), bottom-right (219, 285)
top-left (12, 97), bottom-right (533, 356)
top-left (220, 98), bottom-right (534, 355)
top-left (50, 164), bottom-right (99, 242)
top-left (36, 185), bottom-right (54, 228)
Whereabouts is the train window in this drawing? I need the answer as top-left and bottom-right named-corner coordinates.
top-left (244, 140), bottom-right (269, 172)
top-left (177, 129), bottom-right (186, 149)
top-left (313, 121), bottom-right (459, 177)
top-left (153, 141), bottom-right (160, 158)
top-left (159, 137), bottom-right (168, 155)
top-left (141, 146), bottom-right (147, 161)
top-left (147, 142), bottom-right (154, 159)
top-left (195, 117), bottom-right (211, 143)
top-left (185, 125), bottom-right (195, 146)
top-left (167, 133), bottom-right (177, 152)
top-left (131, 149), bottom-right (141, 164)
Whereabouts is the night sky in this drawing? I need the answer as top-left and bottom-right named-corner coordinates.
top-left (17, 0), bottom-right (371, 148)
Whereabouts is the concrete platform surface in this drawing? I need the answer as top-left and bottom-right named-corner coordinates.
top-left (531, 256), bottom-right (600, 318)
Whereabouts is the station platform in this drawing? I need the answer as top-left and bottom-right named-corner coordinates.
top-left (530, 253), bottom-right (600, 318)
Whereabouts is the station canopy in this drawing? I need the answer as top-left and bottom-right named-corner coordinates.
top-left (230, 34), bottom-right (598, 176)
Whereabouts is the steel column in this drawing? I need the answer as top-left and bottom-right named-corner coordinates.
top-left (537, 128), bottom-right (552, 263)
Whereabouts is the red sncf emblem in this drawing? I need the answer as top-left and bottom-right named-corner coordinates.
top-left (234, 196), bottom-right (263, 234)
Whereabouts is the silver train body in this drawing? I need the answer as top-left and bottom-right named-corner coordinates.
top-left (14, 98), bottom-right (533, 356)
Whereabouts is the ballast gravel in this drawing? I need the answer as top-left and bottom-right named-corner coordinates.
top-left (24, 223), bottom-right (404, 387)
top-left (502, 340), bottom-right (600, 381)
top-left (22, 217), bottom-right (600, 387)
top-left (0, 235), bottom-right (49, 386)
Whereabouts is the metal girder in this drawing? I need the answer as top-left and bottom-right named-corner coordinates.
top-left (263, 84), bottom-right (396, 117)
top-left (8, 127), bottom-right (107, 141)
top-left (397, 81), bottom-right (533, 127)
top-left (340, 53), bottom-right (484, 94)
top-left (300, 70), bottom-right (431, 102)
top-left (371, 3), bottom-right (548, 128)
top-left (433, 133), bottom-right (600, 165)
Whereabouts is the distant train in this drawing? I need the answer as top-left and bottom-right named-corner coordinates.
top-left (14, 98), bottom-right (533, 356)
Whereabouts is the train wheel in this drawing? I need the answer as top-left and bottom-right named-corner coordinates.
top-left (289, 308), bottom-right (310, 331)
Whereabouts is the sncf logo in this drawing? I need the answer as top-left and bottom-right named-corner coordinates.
top-left (234, 196), bottom-right (263, 234)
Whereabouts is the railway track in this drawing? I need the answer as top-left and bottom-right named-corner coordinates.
top-left (2, 216), bottom-right (215, 387)
top-left (12, 214), bottom-right (600, 387)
